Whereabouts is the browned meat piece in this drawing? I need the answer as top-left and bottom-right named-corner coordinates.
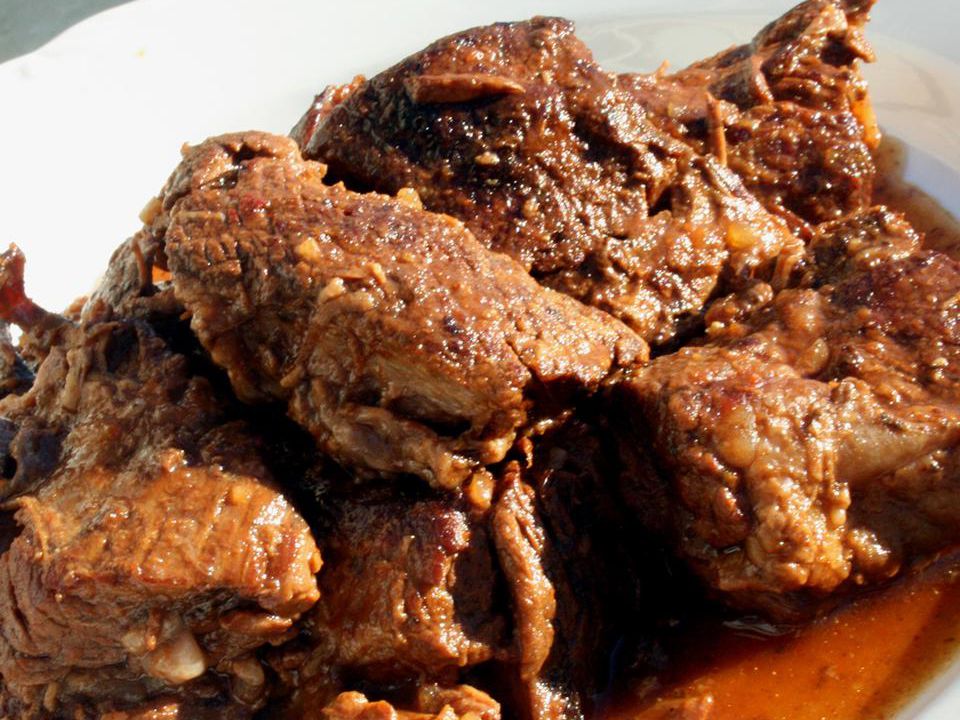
top-left (273, 429), bottom-right (629, 720)
top-left (622, 0), bottom-right (878, 235)
top-left (491, 438), bottom-right (638, 720)
top-left (150, 132), bottom-right (644, 490)
top-left (293, 17), bottom-right (799, 344)
top-left (298, 488), bottom-right (507, 683)
top-left (616, 208), bottom-right (960, 617)
top-left (492, 469), bottom-right (563, 719)
top-left (0, 251), bottom-right (321, 718)
top-left (639, 1), bottom-right (877, 121)
top-left (721, 104), bottom-right (874, 233)
top-left (284, 436), bottom-right (636, 720)
top-left (318, 687), bottom-right (500, 720)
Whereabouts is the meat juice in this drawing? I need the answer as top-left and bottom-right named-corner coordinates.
top-left (611, 560), bottom-right (960, 720)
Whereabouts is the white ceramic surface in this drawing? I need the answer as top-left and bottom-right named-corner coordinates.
top-left (0, 1), bottom-right (958, 717)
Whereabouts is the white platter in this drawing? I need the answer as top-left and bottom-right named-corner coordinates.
top-left (0, 1), bottom-right (958, 717)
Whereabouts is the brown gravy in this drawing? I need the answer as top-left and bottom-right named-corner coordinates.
top-left (608, 136), bottom-right (960, 720)
top-left (612, 561), bottom-right (960, 720)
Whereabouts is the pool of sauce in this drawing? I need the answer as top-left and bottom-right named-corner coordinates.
top-left (607, 136), bottom-right (960, 720)
top-left (610, 560), bottom-right (960, 720)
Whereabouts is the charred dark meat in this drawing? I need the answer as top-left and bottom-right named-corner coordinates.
top-left (293, 17), bottom-right (800, 345)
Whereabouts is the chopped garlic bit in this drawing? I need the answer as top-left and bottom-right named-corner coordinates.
top-left (474, 151), bottom-right (500, 166)
top-left (396, 187), bottom-right (424, 209)
top-left (139, 196), bottom-right (162, 224)
top-left (141, 620), bottom-right (207, 685)
top-left (295, 237), bottom-right (323, 262)
top-left (319, 277), bottom-right (347, 302)
top-left (726, 222), bottom-right (758, 250)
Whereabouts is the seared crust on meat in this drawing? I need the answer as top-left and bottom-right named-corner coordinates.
top-left (157, 132), bottom-right (645, 490)
top-left (294, 17), bottom-right (800, 345)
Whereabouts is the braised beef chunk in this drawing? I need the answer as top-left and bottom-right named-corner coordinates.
top-left (293, 17), bottom-right (800, 344)
top-left (0, 254), bottom-right (320, 718)
top-left (720, 103), bottom-right (874, 233)
top-left (623, 0), bottom-right (878, 234)
top-left (268, 479), bottom-right (510, 719)
top-left (267, 434), bottom-right (625, 720)
top-left (292, 16), bottom-right (673, 272)
top-left (637, 0), bottom-right (876, 123)
top-left (156, 132), bottom-right (645, 490)
top-left (305, 490), bottom-right (506, 682)
top-left (616, 208), bottom-right (960, 617)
